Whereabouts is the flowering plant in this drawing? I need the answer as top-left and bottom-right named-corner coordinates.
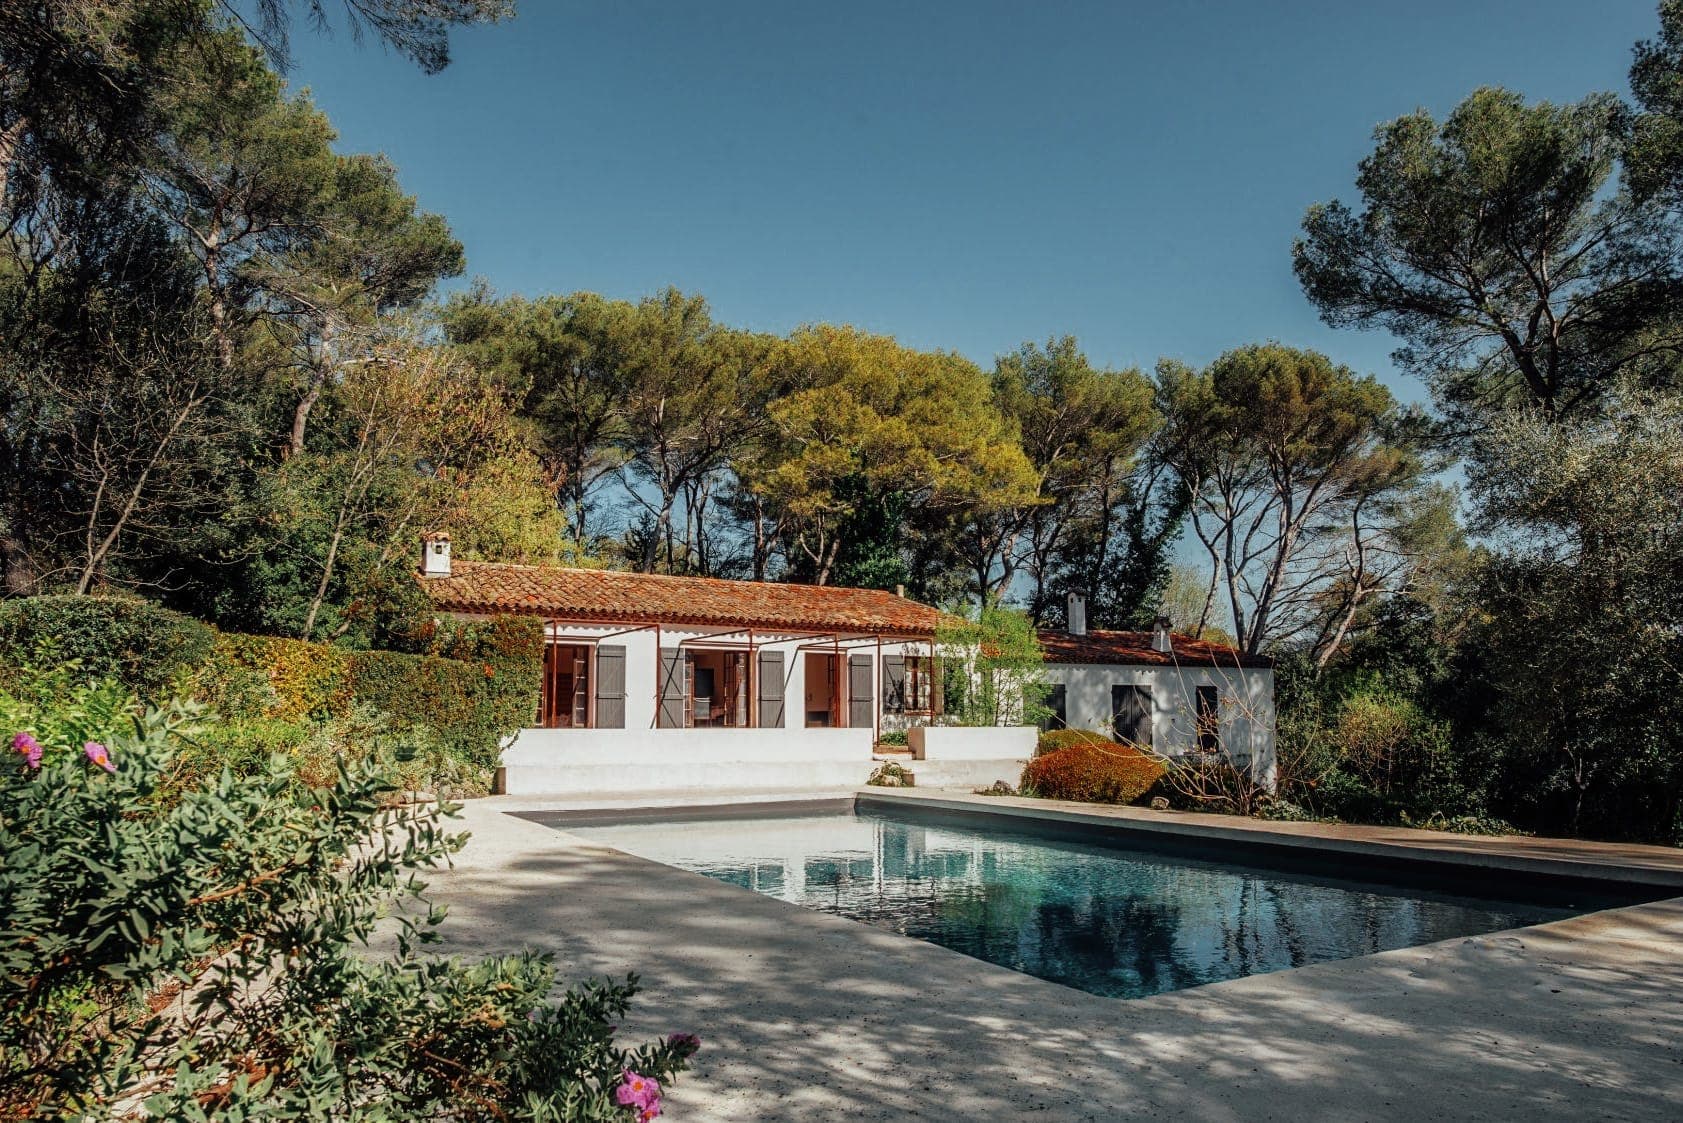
top-left (0, 674), bottom-right (700, 1119)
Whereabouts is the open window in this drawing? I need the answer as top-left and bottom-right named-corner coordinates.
top-left (658, 646), bottom-right (753, 728)
top-left (538, 643), bottom-right (590, 728)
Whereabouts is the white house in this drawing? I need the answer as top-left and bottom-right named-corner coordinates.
top-left (416, 533), bottom-right (972, 795)
top-left (1037, 595), bottom-right (1276, 786)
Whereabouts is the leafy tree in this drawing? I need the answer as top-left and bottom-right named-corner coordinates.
top-left (1468, 386), bottom-right (1683, 840)
top-left (1294, 86), bottom-right (1683, 426)
top-left (443, 288), bottom-right (631, 546)
top-left (973, 338), bottom-right (1158, 608)
top-left (235, 0), bottom-right (512, 74)
top-left (1155, 344), bottom-right (1427, 656)
top-left (934, 601), bottom-right (1049, 727)
top-left (749, 325), bottom-right (1038, 587)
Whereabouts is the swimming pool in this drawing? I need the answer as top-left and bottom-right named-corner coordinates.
top-left (563, 808), bottom-right (1580, 999)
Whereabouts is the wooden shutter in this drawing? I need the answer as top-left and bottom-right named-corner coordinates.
top-left (882, 654), bottom-right (906, 713)
top-left (658, 647), bottom-right (687, 729)
top-left (757, 650), bottom-right (785, 728)
top-left (1041, 683), bottom-right (1067, 731)
top-left (594, 645), bottom-right (626, 728)
top-left (1196, 685), bottom-right (1220, 752)
top-left (1112, 685), bottom-right (1152, 747)
top-left (847, 654), bottom-right (873, 729)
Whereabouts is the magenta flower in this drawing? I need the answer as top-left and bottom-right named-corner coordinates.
top-left (615, 1071), bottom-right (662, 1112)
top-left (83, 741), bottom-right (116, 774)
top-left (666, 1033), bottom-right (701, 1054)
top-left (11, 732), bottom-right (42, 770)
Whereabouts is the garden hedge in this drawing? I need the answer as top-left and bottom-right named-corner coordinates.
top-left (0, 596), bottom-right (216, 701)
top-left (0, 596), bottom-right (544, 776)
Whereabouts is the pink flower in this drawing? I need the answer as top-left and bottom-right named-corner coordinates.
top-left (83, 741), bottom-right (116, 774)
top-left (11, 732), bottom-right (42, 770)
top-left (615, 1071), bottom-right (661, 1111)
top-left (666, 1033), bottom-right (701, 1054)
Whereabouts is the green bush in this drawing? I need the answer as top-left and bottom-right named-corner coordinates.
top-left (1020, 742), bottom-right (1167, 805)
top-left (0, 598), bottom-right (543, 792)
top-left (0, 680), bottom-right (699, 1119)
top-left (0, 596), bottom-right (215, 701)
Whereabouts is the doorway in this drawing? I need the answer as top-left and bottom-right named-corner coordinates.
top-left (804, 652), bottom-right (839, 727)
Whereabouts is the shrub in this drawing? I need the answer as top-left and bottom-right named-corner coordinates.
top-left (0, 681), bottom-right (698, 1119)
top-left (210, 632), bottom-right (353, 721)
top-left (1020, 742), bottom-right (1167, 805)
top-left (0, 596), bottom-right (215, 701)
top-left (1035, 727), bottom-right (1112, 757)
top-left (0, 598), bottom-right (543, 792)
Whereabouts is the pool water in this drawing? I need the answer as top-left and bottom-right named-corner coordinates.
top-left (566, 810), bottom-right (1578, 999)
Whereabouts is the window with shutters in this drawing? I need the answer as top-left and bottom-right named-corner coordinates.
top-left (539, 643), bottom-right (592, 728)
top-left (904, 656), bottom-right (935, 713)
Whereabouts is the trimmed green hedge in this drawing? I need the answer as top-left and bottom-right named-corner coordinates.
top-left (0, 596), bottom-right (544, 778)
top-left (0, 596), bottom-right (216, 701)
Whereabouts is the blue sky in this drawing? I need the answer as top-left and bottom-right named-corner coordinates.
top-left (285, 1), bottom-right (1659, 404)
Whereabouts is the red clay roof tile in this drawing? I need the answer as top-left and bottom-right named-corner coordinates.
top-left (420, 560), bottom-right (941, 636)
top-left (1037, 628), bottom-right (1271, 669)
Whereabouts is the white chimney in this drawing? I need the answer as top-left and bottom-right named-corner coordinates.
top-left (420, 531), bottom-right (452, 578)
top-left (1066, 592), bottom-right (1087, 636)
top-left (1152, 613), bottom-right (1172, 653)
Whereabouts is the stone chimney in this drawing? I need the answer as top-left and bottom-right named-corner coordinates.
top-left (1151, 613), bottom-right (1172, 654)
top-left (420, 531), bottom-right (452, 578)
top-left (1066, 592), bottom-right (1087, 636)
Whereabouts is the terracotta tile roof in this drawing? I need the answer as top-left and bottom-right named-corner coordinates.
top-left (1038, 628), bottom-right (1272, 669)
top-left (421, 560), bottom-right (942, 636)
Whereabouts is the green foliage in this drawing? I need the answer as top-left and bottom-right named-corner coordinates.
top-left (0, 597), bottom-right (216, 702)
top-left (1154, 344), bottom-right (1426, 656)
top-left (935, 602), bottom-right (1049, 727)
top-left (1020, 742), bottom-right (1167, 805)
top-left (0, 680), bottom-right (696, 1119)
top-left (0, 597), bottom-right (541, 792)
top-left (1295, 85), bottom-right (1683, 425)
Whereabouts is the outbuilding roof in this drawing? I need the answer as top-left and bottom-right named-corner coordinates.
top-left (1037, 628), bottom-right (1272, 669)
top-left (420, 560), bottom-right (942, 637)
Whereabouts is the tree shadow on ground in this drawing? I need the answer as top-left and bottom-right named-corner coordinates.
top-left (419, 811), bottom-right (1683, 1121)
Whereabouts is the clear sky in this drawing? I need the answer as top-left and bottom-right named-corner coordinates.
top-left (284, 0), bottom-right (1660, 403)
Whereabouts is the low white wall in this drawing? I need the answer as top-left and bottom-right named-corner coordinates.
top-left (908, 725), bottom-right (1037, 761)
top-left (504, 726), bottom-right (872, 766)
top-left (498, 726), bottom-right (877, 796)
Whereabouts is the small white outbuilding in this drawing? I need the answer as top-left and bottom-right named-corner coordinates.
top-left (1037, 595), bottom-right (1276, 786)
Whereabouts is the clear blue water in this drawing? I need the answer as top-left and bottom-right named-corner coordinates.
top-left (566, 810), bottom-right (1577, 999)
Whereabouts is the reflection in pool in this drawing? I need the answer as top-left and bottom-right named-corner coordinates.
top-left (565, 811), bottom-right (1576, 999)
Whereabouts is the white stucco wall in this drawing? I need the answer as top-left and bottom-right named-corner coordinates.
top-left (491, 622), bottom-right (939, 794)
top-left (1040, 661), bottom-right (1276, 785)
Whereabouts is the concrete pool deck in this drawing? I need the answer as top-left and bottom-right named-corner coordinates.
top-left (425, 791), bottom-right (1683, 1121)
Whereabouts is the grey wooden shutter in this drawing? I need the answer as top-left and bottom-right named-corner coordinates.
top-left (1112, 685), bottom-right (1152, 747)
top-left (1196, 685), bottom-right (1220, 752)
top-left (594, 645), bottom-right (626, 728)
top-left (658, 647), bottom-right (687, 728)
top-left (848, 654), bottom-right (873, 729)
top-left (882, 654), bottom-right (906, 713)
top-left (1040, 684), bottom-right (1067, 731)
top-left (757, 650), bottom-right (785, 728)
